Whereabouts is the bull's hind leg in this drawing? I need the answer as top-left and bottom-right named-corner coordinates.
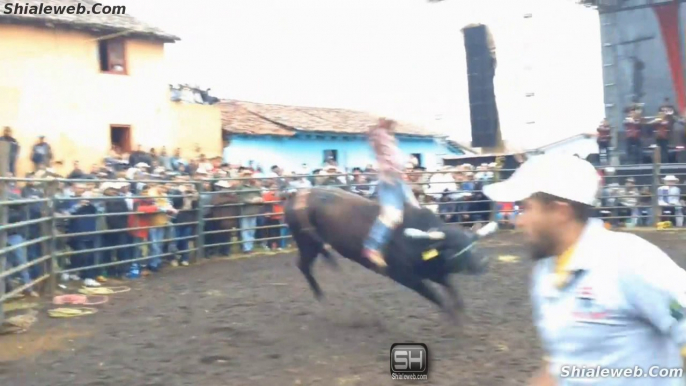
top-left (293, 233), bottom-right (325, 300)
top-left (299, 253), bottom-right (324, 300)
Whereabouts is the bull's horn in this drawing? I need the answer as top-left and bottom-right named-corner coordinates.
top-left (476, 221), bottom-right (499, 238)
top-left (404, 228), bottom-right (445, 240)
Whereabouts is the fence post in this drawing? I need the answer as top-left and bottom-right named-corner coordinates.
top-left (651, 147), bottom-right (660, 226)
top-left (195, 181), bottom-right (205, 261)
top-left (0, 141), bottom-right (9, 326)
top-left (45, 181), bottom-right (57, 295)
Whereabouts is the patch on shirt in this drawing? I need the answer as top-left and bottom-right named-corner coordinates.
top-left (572, 286), bottom-right (609, 321)
top-left (670, 299), bottom-right (684, 321)
top-left (577, 286), bottom-right (594, 299)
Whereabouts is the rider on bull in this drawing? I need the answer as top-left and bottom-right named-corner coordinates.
top-left (362, 118), bottom-right (422, 268)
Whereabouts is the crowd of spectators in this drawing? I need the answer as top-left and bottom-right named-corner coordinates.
top-left (2, 130), bottom-right (684, 299)
top-left (598, 167), bottom-right (684, 227)
top-left (0, 134), bottom-right (508, 298)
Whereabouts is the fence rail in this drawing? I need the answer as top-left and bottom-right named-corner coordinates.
top-left (1, 157), bottom-right (685, 325)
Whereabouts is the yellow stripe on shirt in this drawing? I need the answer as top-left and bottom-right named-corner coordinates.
top-left (555, 244), bottom-right (577, 288)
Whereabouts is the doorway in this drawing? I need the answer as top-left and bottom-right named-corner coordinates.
top-left (110, 125), bottom-right (131, 153)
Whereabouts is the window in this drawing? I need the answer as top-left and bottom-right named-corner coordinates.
top-left (98, 39), bottom-right (126, 74)
top-left (110, 125), bottom-right (132, 153)
top-left (323, 149), bottom-right (338, 163)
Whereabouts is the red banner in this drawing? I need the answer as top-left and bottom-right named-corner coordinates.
top-left (653, 1), bottom-right (686, 113)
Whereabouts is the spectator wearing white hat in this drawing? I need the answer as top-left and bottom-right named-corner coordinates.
top-left (619, 177), bottom-right (640, 226)
top-left (658, 175), bottom-right (683, 227)
top-left (483, 154), bottom-right (686, 386)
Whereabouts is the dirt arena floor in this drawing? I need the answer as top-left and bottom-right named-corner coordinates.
top-left (0, 230), bottom-right (685, 386)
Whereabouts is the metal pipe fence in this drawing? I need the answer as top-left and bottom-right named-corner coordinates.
top-left (2, 159), bottom-right (686, 325)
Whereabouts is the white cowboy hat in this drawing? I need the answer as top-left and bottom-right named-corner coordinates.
top-left (664, 175), bottom-right (679, 182)
top-left (135, 162), bottom-right (149, 168)
top-left (215, 180), bottom-right (232, 188)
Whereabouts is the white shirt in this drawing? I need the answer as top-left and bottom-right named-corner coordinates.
top-left (531, 219), bottom-right (686, 385)
top-left (425, 173), bottom-right (457, 199)
top-left (658, 185), bottom-right (682, 206)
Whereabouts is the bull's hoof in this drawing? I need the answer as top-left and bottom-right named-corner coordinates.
top-left (443, 309), bottom-right (463, 326)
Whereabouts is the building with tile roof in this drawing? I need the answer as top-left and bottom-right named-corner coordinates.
top-left (220, 100), bottom-right (464, 172)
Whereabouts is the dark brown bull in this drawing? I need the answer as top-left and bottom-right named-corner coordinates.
top-left (283, 187), bottom-right (495, 321)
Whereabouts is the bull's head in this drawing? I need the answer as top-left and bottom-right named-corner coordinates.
top-left (404, 222), bottom-right (497, 275)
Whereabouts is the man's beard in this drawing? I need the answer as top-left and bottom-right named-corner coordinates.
top-left (528, 235), bottom-right (559, 261)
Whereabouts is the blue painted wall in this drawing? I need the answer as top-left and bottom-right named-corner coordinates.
top-left (222, 133), bottom-right (462, 172)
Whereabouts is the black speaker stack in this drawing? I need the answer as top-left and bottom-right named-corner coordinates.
top-left (463, 25), bottom-right (500, 148)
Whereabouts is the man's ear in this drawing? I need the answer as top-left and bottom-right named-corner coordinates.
top-left (553, 201), bottom-right (576, 220)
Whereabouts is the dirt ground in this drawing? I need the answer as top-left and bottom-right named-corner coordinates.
top-left (0, 230), bottom-right (684, 386)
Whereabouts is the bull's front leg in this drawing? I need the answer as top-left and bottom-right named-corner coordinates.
top-left (388, 268), bottom-right (454, 320)
top-left (433, 275), bottom-right (465, 326)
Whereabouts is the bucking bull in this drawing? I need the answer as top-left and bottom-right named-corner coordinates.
top-left (283, 186), bottom-right (497, 321)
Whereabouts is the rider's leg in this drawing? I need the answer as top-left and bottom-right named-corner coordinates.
top-left (363, 179), bottom-right (404, 267)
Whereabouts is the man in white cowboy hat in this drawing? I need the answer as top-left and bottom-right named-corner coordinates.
top-left (482, 153), bottom-right (686, 386)
top-left (658, 175), bottom-right (683, 227)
